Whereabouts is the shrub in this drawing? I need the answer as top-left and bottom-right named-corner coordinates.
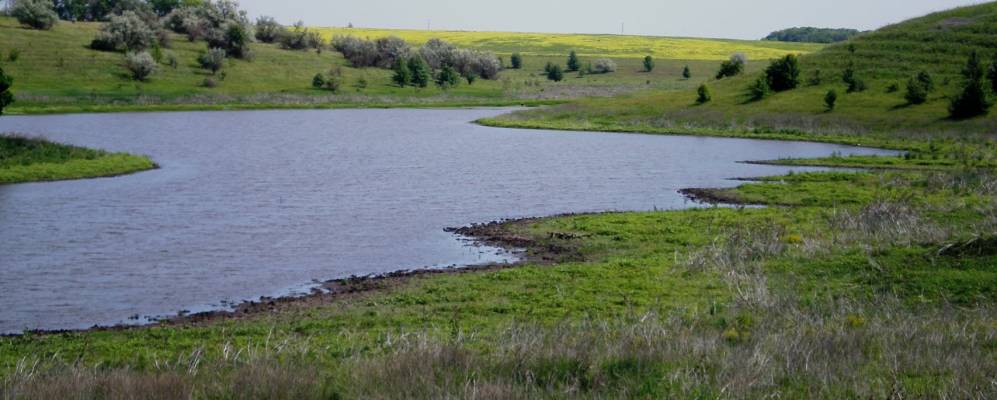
top-left (92, 11), bottom-right (156, 52)
top-left (149, 0), bottom-right (183, 17)
top-left (716, 53), bottom-right (745, 79)
top-left (278, 22), bottom-right (322, 51)
top-left (566, 51), bottom-right (580, 72)
top-left (320, 68), bottom-right (343, 92)
top-left (697, 84), bottom-right (711, 104)
top-left (353, 78), bottom-right (368, 92)
top-left (842, 64), bottom-right (865, 93)
top-left (418, 38), bottom-right (457, 70)
top-left (10, 0), bottom-right (58, 30)
top-left (825, 89), bottom-right (837, 111)
top-left (987, 55), bottom-right (997, 93)
top-left (748, 76), bottom-right (770, 101)
top-left (198, 47), bottom-right (227, 74)
top-left (7, 49), bottom-right (20, 63)
top-left (886, 82), bottom-right (899, 93)
top-left (391, 59), bottom-right (411, 87)
top-left (682, 65), bottom-right (691, 79)
top-left (202, 77), bottom-right (218, 88)
top-left (164, 50), bottom-right (178, 69)
top-left (643, 56), bottom-right (654, 72)
top-left (591, 58), bottom-right (617, 74)
top-left (332, 35), bottom-right (378, 67)
top-left (510, 53), bottom-right (522, 69)
top-left (255, 16), bottom-right (283, 43)
top-left (949, 51), bottom-right (991, 119)
top-left (0, 67), bottom-right (14, 115)
top-left (764, 54), bottom-right (800, 92)
top-left (905, 71), bottom-right (933, 105)
top-left (374, 36), bottom-right (411, 68)
top-left (546, 64), bottom-right (564, 82)
top-left (125, 51), bottom-right (156, 81)
top-left (408, 57), bottom-right (430, 88)
top-left (451, 48), bottom-right (501, 80)
top-left (466, 71), bottom-right (477, 85)
top-left (436, 65), bottom-right (460, 89)
top-left (209, 21), bottom-right (253, 59)
top-left (312, 73), bottom-right (326, 88)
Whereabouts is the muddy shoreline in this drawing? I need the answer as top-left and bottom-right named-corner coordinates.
top-left (5, 190), bottom-right (736, 337)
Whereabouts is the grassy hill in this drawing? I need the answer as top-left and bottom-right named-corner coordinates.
top-left (0, 17), bottom-right (817, 114)
top-left (485, 2), bottom-right (997, 152)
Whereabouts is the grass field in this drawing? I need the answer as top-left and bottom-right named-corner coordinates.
top-left (0, 17), bottom-right (817, 114)
top-left (0, 135), bottom-right (155, 184)
top-left (482, 3), bottom-right (997, 152)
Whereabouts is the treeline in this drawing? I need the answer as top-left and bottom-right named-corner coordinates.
top-left (763, 27), bottom-right (862, 44)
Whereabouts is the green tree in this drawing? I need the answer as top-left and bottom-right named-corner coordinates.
top-left (842, 63), bottom-right (866, 93)
top-left (466, 71), bottom-right (477, 85)
top-left (198, 48), bottom-right (226, 74)
top-left (0, 67), bottom-right (14, 116)
top-left (391, 58), bottom-right (411, 87)
top-left (312, 73), bottom-right (326, 88)
top-left (436, 64), bottom-right (460, 89)
top-left (682, 65), bottom-right (691, 79)
top-left (566, 51), bottom-right (580, 72)
top-left (987, 55), bottom-right (997, 93)
top-left (905, 71), bottom-right (933, 105)
top-left (748, 76), bottom-right (770, 101)
top-left (546, 64), bottom-right (564, 82)
top-left (764, 54), bottom-right (801, 92)
top-left (510, 53), bottom-right (522, 69)
top-left (824, 89), bottom-right (837, 111)
top-left (10, 0), bottom-right (58, 30)
top-left (716, 54), bottom-right (745, 79)
top-left (949, 51), bottom-right (991, 119)
top-left (408, 57), bottom-right (431, 88)
top-left (696, 84), bottom-right (711, 104)
top-left (643, 56), bottom-right (654, 72)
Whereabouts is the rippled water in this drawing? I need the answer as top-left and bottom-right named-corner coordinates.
top-left (0, 108), bottom-right (895, 333)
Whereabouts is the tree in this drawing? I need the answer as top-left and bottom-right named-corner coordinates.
top-left (748, 76), bottom-right (770, 101)
top-left (716, 54), bottom-right (745, 79)
top-left (149, 0), bottom-right (183, 17)
top-left (510, 53), bottom-right (522, 69)
top-left (824, 89), bottom-right (837, 111)
top-left (842, 63), bottom-right (865, 93)
top-left (643, 56), bottom-right (654, 72)
top-left (466, 71), bottom-right (477, 85)
top-left (209, 21), bottom-right (253, 59)
top-left (408, 56), bottom-right (430, 88)
top-left (904, 71), bottom-right (933, 105)
top-left (10, 0), bottom-right (58, 30)
top-left (682, 65), bottom-right (691, 79)
top-left (763, 27), bottom-right (862, 44)
top-left (949, 51), bottom-right (991, 119)
top-left (255, 16), bottom-right (284, 43)
top-left (0, 67), bottom-right (14, 116)
top-left (92, 11), bottom-right (156, 52)
top-left (312, 73), bottom-right (326, 88)
top-left (125, 51), bottom-right (156, 81)
top-left (436, 64), bottom-right (460, 88)
top-left (546, 64), bottom-right (564, 82)
top-left (392, 58), bottom-right (412, 87)
top-left (696, 84), bottom-right (711, 104)
top-left (198, 48), bottom-right (227, 74)
top-left (566, 51), bottom-right (580, 72)
top-left (764, 54), bottom-right (801, 92)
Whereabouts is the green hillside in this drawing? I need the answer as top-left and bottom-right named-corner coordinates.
top-left (0, 17), bottom-right (815, 114)
top-left (486, 2), bottom-right (997, 149)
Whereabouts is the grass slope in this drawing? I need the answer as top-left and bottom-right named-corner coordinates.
top-left (0, 17), bottom-right (816, 114)
top-left (483, 2), bottom-right (997, 158)
top-left (0, 135), bottom-right (155, 184)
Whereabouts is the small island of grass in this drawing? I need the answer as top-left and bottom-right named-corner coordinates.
top-left (0, 134), bottom-right (156, 184)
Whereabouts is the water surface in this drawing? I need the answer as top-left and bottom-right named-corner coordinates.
top-left (0, 108), bottom-right (894, 333)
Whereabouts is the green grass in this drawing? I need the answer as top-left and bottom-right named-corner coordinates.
top-left (0, 17), bottom-right (815, 114)
top-left (0, 135), bottom-right (155, 184)
top-left (482, 3), bottom-right (997, 156)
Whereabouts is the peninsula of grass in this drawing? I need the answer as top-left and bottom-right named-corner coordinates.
top-left (0, 135), bottom-right (156, 184)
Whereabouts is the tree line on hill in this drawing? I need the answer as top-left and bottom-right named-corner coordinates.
top-left (763, 27), bottom-right (863, 43)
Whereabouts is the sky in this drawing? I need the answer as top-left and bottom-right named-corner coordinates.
top-left (239, 0), bottom-right (985, 40)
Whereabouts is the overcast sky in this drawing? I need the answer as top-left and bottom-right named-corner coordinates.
top-left (239, 0), bottom-right (983, 40)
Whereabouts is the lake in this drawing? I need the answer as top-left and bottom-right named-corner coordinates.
top-left (0, 108), bottom-right (895, 333)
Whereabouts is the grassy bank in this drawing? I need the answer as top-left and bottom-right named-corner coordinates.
top-left (0, 135), bottom-right (155, 184)
top-left (0, 17), bottom-right (816, 114)
top-left (1, 168), bottom-right (994, 397)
